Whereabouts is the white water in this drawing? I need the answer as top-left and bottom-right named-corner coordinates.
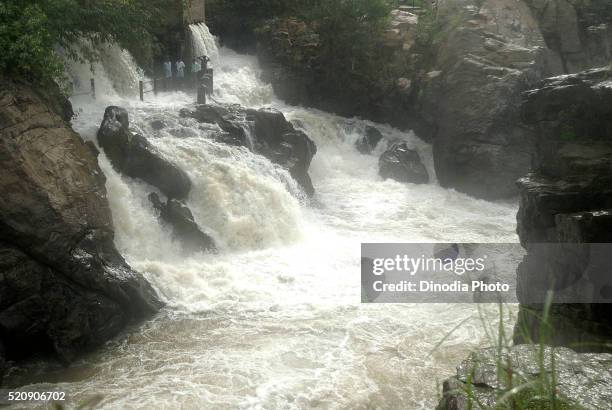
top-left (189, 23), bottom-right (220, 67)
top-left (6, 28), bottom-right (519, 409)
top-left (63, 42), bottom-right (145, 99)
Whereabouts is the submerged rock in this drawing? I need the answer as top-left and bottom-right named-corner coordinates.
top-left (356, 125), bottom-right (384, 154)
top-left (148, 193), bottom-right (216, 253)
top-left (437, 345), bottom-right (612, 410)
top-left (182, 104), bottom-right (317, 196)
top-left (150, 119), bottom-right (167, 131)
top-left (98, 106), bottom-right (191, 199)
top-left (379, 142), bottom-right (429, 184)
top-left (0, 77), bottom-right (161, 366)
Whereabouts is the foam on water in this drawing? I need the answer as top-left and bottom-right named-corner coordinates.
top-left (4, 25), bottom-right (519, 409)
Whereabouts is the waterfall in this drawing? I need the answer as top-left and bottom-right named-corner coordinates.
top-left (188, 23), bottom-right (220, 67)
top-left (62, 41), bottom-right (145, 100)
top-left (22, 23), bottom-right (521, 409)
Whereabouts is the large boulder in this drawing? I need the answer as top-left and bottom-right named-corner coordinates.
top-left (437, 345), bottom-right (612, 409)
top-left (379, 142), bottom-right (429, 184)
top-left (97, 106), bottom-right (191, 199)
top-left (182, 104), bottom-right (317, 196)
top-left (148, 193), bottom-right (216, 253)
top-left (246, 108), bottom-right (317, 196)
top-left (514, 67), bottom-right (612, 352)
top-left (0, 77), bottom-right (161, 366)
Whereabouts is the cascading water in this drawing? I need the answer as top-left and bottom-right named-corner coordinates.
top-left (4, 25), bottom-right (519, 408)
top-left (188, 23), bottom-right (220, 67)
top-left (62, 41), bottom-right (145, 100)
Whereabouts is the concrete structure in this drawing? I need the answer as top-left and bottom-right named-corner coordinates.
top-left (183, 0), bottom-right (205, 24)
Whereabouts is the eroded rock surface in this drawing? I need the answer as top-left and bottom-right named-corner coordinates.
top-left (0, 78), bottom-right (161, 368)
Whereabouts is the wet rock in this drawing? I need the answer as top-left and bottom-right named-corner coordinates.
top-left (246, 107), bottom-right (317, 196)
top-left (98, 106), bottom-right (191, 199)
top-left (149, 193), bottom-right (215, 253)
top-left (150, 119), bottom-right (166, 130)
top-left (527, 0), bottom-right (612, 72)
top-left (0, 77), bottom-right (161, 365)
top-left (415, 0), bottom-right (564, 199)
top-left (182, 104), bottom-right (317, 196)
top-left (514, 67), bottom-right (612, 351)
top-left (437, 345), bottom-right (612, 410)
top-left (379, 142), bottom-right (429, 184)
top-left (181, 105), bottom-right (251, 146)
top-left (356, 125), bottom-right (384, 154)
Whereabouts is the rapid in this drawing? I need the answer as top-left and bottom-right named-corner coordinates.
top-left (5, 26), bottom-right (519, 409)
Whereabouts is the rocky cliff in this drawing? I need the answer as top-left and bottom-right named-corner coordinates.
top-left (513, 66), bottom-right (612, 352)
top-left (0, 77), bottom-right (161, 376)
top-left (437, 64), bottom-right (612, 410)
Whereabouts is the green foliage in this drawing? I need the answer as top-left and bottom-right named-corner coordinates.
top-left (0, 3), bottom-right (63, 83)
top-left (0, 0), bottom-right (161, 85)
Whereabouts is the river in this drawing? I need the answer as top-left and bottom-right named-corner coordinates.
top-left (5, 25), bottom-right (518, 409)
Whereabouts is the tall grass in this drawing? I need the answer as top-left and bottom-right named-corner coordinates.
top-left (433, 295), bottom-right (586, 409)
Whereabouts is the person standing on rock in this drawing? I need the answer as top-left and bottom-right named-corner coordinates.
top-left (163, 58), bottom-right (172, 91)
top-left (176, 58), bottom-right (186, 90)
top-left (191, 59), bottom-right (201, 87)
top-left (200, 55), bottom-right (210, 72)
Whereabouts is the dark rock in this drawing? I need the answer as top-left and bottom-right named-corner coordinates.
top-left (379, 142), bottom-right (429, 184)
top-left (521, 67), bottom-right (612, 180)
top-left (415, 0), bottom-right (565, 200)
top-left (98, 106), bottom-right (191, 199)
top-left (150, 119), bottom-right (167, 131)
top-left (182, 104), bottom-right (317, 196)
top-left (0, 340), bottom-right (5, 384)
top-left (181, 105), bottom-right (251, 146)
top-left (514, 67), bottom-right (612, 352)
top-left (246, 108), bottom-right (317, 196)
top-left (149, 193), bottom-right (215, 253)
top-left (437, 345), bottom-right (612, 410)
top-left (0, 77), bottom-right (161, 365)
top-left (356, 125), bottom-right (384, 154)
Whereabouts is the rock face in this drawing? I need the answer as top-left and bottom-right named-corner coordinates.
top-left (379, 143), bottom-right (429, 184)
top-left (526, 0), bottom-right (612, 73)
top-left (414, 0), bottom-right (566, 199)
top-left (514, 67), bottom-right (612, 352)
top-left (356, 125), bottom-right (384, 155)
top-left (97, 106), bottom-right (192, 200)
top-left (437, 345), bottom-right (612, 409)
top-left (181, 104), bottom-right (317, 196)
top-left (0, 78), bottom-right (161, 368)
top-left (148, 193), bottom-right (216, 253)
